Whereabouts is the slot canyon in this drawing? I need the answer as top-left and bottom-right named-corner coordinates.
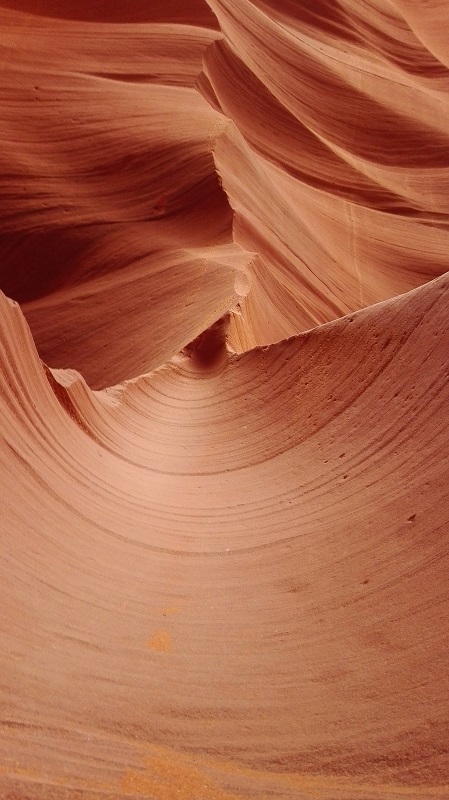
top-left (0, 1), bottom-right (448, 798)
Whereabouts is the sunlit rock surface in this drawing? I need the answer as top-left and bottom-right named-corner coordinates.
top-left (0, 1), bottom-right (448, 798)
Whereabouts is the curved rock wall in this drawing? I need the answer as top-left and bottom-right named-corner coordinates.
top-left (0, 2), bottom-right (448, 797)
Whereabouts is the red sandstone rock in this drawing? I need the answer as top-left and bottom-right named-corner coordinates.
top-left (0, 1), bottom-right (448, 798)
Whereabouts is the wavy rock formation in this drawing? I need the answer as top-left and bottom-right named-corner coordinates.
top-left (0, 1), bottom-right (448, 798)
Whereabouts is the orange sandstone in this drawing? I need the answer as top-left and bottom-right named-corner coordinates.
top-left (0, 1), bottom-right (448, 798)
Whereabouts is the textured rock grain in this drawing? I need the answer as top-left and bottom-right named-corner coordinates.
top-left (0, 1), bottom-right (448, 798)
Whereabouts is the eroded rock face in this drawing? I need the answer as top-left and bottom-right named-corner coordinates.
top-left (0, 2), bottom-right (448, 798)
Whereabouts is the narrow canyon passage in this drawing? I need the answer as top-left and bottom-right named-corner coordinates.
top-left (0, 1), bottom-right (448, 798)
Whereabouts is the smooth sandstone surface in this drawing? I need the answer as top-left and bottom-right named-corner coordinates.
top-left (0, 1), bottom-right (448, 798)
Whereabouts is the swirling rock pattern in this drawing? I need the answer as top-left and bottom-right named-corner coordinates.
top-left (0, 1), bottom-right (448, 798)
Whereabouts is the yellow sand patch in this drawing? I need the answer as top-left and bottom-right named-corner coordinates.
top-left (147, 630), bottom-right (172, 652)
